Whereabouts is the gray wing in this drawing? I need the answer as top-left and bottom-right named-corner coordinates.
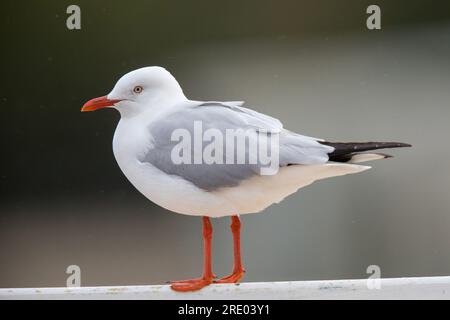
top-left (139, 101), bottom-right (334, 191)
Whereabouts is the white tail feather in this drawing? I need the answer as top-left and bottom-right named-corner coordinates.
top-left (347, 153), bottom-right (391, 164)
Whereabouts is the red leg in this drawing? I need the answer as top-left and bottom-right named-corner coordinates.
top-left (170, 216), bottom-right (215, 291)
top-left (215, 215), bottom-right (245, 284)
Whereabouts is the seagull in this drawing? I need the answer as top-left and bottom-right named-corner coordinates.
top-left (81, 66), bottom-right (410, 292)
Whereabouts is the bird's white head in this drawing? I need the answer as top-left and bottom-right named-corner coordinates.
top-left (81, 66), bottom-right (186, 117)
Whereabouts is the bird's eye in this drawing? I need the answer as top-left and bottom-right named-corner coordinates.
top-left (133, 86), bottom-right (143, 94)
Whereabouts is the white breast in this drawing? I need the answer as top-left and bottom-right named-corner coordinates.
top-left (112, 118), bottom-right (236, 217)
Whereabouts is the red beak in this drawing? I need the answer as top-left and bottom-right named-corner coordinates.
top-left (81, 96), bottom-right (122, 112)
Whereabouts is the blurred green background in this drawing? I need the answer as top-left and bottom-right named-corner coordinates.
top-left (1, 0), bottom-right (450, 287)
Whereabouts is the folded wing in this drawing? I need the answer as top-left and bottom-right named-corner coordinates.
top-left (139, 101), bottom-right (333, 191)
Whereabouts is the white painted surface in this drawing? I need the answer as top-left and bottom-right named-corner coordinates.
top-left (1, 276), bottom-right (449, 300)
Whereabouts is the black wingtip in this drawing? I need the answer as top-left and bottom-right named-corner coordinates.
top-left (321, 141), bottom-right (411, 162)
top-left (395, 142), bottom-right (412, 148)
top-left (321, 141), bottom-right (412, 153)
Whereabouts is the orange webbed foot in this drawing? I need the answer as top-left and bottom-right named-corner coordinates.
top-left (170, 277), bottom-right (213, 292)
top-left (214, 269), bottom-right (245, 284)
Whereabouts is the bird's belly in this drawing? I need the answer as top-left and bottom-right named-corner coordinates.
top-left (111, 120), bottom-right (227, 216)
top-left (114, 153), bottom-right (238, 217)
top-left (116, 158), bottom-right (368, 218)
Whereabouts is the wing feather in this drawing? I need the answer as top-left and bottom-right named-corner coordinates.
top-left (139, 101), bottom-right (332, 191)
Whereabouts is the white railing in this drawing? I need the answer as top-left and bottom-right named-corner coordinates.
top-left (1, 276), bottom-right (449, 300)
